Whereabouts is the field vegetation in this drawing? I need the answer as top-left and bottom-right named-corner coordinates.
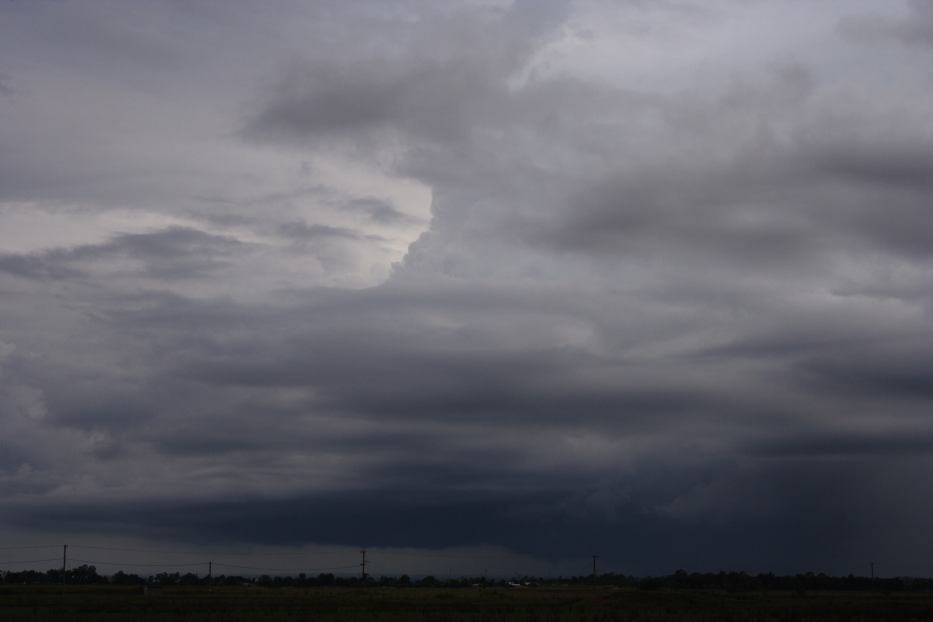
top-left (3, 583), bottom-right (933, 621)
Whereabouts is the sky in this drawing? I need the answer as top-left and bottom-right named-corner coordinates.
top-left (1, 0), bottom-right (932, 578)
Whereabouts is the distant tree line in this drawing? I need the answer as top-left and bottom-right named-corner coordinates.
top-left (3, 566), bottom-right (933, 592)
top-left (585, 570), bottom-right (933, 594)
top-left (1, 565), bottom-right (111, 585)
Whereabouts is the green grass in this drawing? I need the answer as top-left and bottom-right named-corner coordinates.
top-left (3, 585), bottom-right (933, 621)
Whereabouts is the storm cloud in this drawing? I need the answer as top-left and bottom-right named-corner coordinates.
top-left (1, 0), bottom-right (932, 577)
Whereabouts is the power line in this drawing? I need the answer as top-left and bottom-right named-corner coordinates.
top-left (10, 542), bottom-right (562, 564)
top-left (68, 557), bottom-right (206, 569)
top-left (69, 544), bottom-right (356, 559)
top-left (2, 559), bottom-right (61, 566)
top-left (0, 542), bottom-right (570, 576)
top-left (371, 550), bottom-right (543, 561)
top-left (0, 545), bottom-right (61, 552)
top-left (212, 562), bottom-right (359, 573)
top-left (68, 545), bottom-right (209, 556)
top-left (0, 552), bottom-right (532, 578)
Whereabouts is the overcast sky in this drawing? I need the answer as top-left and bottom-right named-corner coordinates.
top-left (1, 0), bottom-right (932, 578)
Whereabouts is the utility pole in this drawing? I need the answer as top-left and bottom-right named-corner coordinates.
top-left (208, 561), bottom-right (212, 583)
top-left (360, 549), bottom-right (367, 581)
top-left (592, 554), bottom-right (599, 578)
top-left (870, 561), bottom-right (876, 580)
top-left (62, 545), bottom-right (68, 586)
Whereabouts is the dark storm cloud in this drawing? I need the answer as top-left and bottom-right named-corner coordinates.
top-left (2, 0), bottom-right (933, 576)
top-left (752, 431), bottom-right (933, 458)
top-left (178, 337), bottom-right (723, 427)
top-left (64, 284), bottom-right (728, 430)
top-left (8, 490), bottom-right (578, 552)
top-left (797, 354), bottom-right (933, 401)
top-left (11, 456), bottom-right (933, 575)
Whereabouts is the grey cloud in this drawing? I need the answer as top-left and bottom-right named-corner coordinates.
top-left (752, 431), bottom-right (933, 458)
top-left (900, 0), bottom-right (933, 46)
top-left (0, 254), bottom-right (82, 280)
top-left (814, 140), bottom-right (933, 190)
top-left (0, 72), bottom-right (12, 96)
top-left (2, 0), bottom-right (933, 576)
top-left (840, 0), bottom-right (933, 48)
top-left (11, 457), bottom-right (933, 575)
top-left (345, 198), bottom-right (422, 226)
top-left (179, 339), bottom-right (723, 428)
top-left (278, 222), bottom-right (387, 243)
top-left (517, 82), bottom-right (933, 266)
top-left (797, 354), bottom-right (933, 401)
top-left (242, 1), bottom-right (568, 149)
top-left (0, 227), bottom-right (247, 281)
top-left (97, 227), bottom-right (247, 277)
top-left (245, 61), bottom-right (412, 138)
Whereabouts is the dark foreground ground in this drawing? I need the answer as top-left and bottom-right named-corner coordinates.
top-left (3, 585), bottom-right (933, 621)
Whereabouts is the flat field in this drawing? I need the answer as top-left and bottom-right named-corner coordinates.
top-left (3, 585), bottom-right (933, 621)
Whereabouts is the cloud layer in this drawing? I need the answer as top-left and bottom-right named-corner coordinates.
top-left (1, 0), bottom-right (932, 576)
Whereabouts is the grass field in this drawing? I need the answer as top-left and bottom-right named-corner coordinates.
top-left (3, 585), bottom-right (933, 621)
